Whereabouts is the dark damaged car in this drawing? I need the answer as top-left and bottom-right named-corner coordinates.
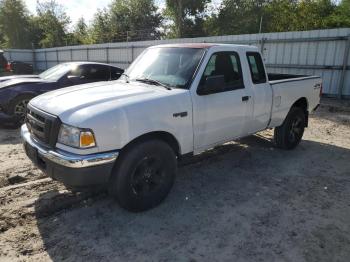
top-left (0, 62), bottom-right (124, 125)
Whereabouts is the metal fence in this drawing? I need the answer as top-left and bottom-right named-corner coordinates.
top-left (4, 28), bottom-right (350, 98)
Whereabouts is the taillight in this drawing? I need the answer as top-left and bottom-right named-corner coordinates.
top-left (5, 62), bottom-right (12, 72)
top-left (320, 83), bottom-right (323, 98)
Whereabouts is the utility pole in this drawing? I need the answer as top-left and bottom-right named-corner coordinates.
top-left (259, 15), bottom-right (263, 34)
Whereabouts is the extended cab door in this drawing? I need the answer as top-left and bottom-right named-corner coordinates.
top-left (245, 52), bottom-right (273, 133)
top-left (191, 50), bottom-right (253, 152)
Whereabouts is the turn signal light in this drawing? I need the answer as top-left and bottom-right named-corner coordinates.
top-left (80, 132), bottom-right (96, 148)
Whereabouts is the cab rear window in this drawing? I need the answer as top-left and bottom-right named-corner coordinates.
top-left (246, 52), bottom-right (267, 84)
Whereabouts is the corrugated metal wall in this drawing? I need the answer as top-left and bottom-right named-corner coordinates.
top-left (4, 28), bottom-right (350, 97)
top-left (3, 49), bottom-right (34, 65)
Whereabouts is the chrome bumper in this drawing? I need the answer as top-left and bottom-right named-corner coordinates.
top-left (21, 124), bottom-right (119, 169)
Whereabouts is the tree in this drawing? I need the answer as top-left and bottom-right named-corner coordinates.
top-left (165, 0), bottom-right (210, 38)
top-left (205, 0), bottom-right (273, 35)
top-left (326, 0), bottom-right (350, 27)
top-left (109, 0), bottom-right (162, 41)
top-left (206, 0), bottom-right (341, 35)
top-left (264, 0), bottom-right (336, 32)
top-left (295, 0), bottom-right (336, 30)
top-left (35, 0), bottom-right (70, 48)
top-left (0, 0), bottom-right (32, 48)
top-left (73, 17), bottom-right (89, 45)
top-left (264, 0), bottom-right (298, 32)
top-left (89, 0), bottom-right (162, 43)
top-left (90, 9), bottom-right (113, 43)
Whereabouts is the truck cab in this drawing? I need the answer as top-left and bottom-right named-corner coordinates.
top-left (21, 44), bottom-right (321, 212)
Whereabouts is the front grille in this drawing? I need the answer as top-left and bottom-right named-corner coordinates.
top-left (26, 104), bottom-right (61, 148)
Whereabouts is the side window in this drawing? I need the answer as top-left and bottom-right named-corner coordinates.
top-left (246, 52), bottom-right (267, 84)
top-left (82, 65), bottom-right (110, 81)
top-left (110, 67), bottom-right (123, 80)
top-left (68, 66), bottom-right (84, 77)
top-left (201, 52), bottom-right (244, 92)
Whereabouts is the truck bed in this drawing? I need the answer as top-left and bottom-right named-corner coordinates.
top-left (267, 74), bottom-right (322, 129)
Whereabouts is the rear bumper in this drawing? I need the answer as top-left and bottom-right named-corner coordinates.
top-left (21, 124), bottom-right (119, 187)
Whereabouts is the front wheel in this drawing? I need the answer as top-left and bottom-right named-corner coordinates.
top-left (274, 107), bottom-right (306, 150)
top-left (9, 95), bottom-right (33, 125)
top-left (108, 139), bottom-right (177, 212)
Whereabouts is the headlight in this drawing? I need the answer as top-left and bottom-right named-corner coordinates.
top-left (58, 124), bottom-right (96, 148)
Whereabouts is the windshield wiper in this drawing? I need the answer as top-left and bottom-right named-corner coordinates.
top-left (135, 78), bottom-right (172, 90)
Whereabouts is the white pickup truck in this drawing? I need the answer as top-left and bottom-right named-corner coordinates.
top-left (21, 44), bottom-right (322, 211)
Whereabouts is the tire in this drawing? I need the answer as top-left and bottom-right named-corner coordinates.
top-left (9, 94), bottom-right (34, 125)
top-left (108, 139), bottom-right (177, 212)
top-left (274, 107), bottom-right (306, 150)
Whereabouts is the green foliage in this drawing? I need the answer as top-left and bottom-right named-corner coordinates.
top-left (34, 0), bottom-right (70, 48)
top-left (165, 0), bottom-right (210, 38)
top-left (265, 0), bottom-right (344, 31)
top-left (0, 0), bottom-right (349, 48)
top-left (89, 0), bottom-right (162, 43)
top-left (208, 0), bottom-right (343, 34)
top-left (89, 9), bottom-right (113, 44)
top-left (205, 0), bottom-right (268, 35)
top-left (326, 0), bottom-right (350, 28)
top-left (72, 17), bottom-right (89, 45)
top-left (0, 0), bottom-right (32, 48)
top-left (109, 0), bottom-right (162, 41)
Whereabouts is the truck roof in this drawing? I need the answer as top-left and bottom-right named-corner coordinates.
top-left (152, 43), bottom-right (259, 51)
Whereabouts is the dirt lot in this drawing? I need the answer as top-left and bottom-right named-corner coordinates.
top-left (0, 99), bottom-right (349, 262)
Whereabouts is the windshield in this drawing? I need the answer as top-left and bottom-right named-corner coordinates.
top-left (39, 63), bottom-right (75, 81)
top-left (124, 47), bottom-right (205, 89)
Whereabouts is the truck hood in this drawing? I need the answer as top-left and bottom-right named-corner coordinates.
top-left (0, 74), bottom-right (39, 83)
top-left (30, 80), bottom-right (179, 118)
top-left (0, 77), bottom-right (50, 89)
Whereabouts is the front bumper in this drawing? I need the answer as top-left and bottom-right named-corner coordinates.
top-left (21, 124), bottom-right (119, 187)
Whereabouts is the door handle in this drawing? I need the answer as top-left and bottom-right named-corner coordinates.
top-left (242, 96), bottom-right (250, 102)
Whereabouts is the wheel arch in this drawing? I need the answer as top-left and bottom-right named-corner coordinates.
top-left (120, 131), bottom-right (182, 158)
top-left (8, 92), bottom-right (36, 114)
top-left (291, 97), bottom-right (309, 127)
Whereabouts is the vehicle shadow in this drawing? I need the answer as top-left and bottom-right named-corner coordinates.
top-left (0, 125), bottom-right (22, 145)
top-left (34, 135), bottom-right (350, 261)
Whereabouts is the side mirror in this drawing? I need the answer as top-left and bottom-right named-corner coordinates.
top-left (197, 75), bottom-right (225, 95)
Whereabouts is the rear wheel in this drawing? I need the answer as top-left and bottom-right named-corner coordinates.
top-left (274, 107), bottom-right (306, 150)
top-left (108, 139), bottom-right (177, 212)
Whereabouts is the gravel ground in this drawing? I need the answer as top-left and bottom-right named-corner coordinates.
top-left (0, 99), bottom-right (349, 262)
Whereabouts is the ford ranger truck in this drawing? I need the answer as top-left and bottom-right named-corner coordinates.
top-left (21, 44), bottom-right (322, 212)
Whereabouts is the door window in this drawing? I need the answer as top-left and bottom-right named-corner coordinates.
top-left (246, 52), bottom-right (267, 84)
top-left (200, 52), bottom-right (244, 93)
top-left (81, 65), bottom-right (110, 81)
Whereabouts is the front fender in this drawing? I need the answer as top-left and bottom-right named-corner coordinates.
top-left (0, 86), bottom-right (38, 114)
top-left (57, 91), bottom-right (194, 156)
